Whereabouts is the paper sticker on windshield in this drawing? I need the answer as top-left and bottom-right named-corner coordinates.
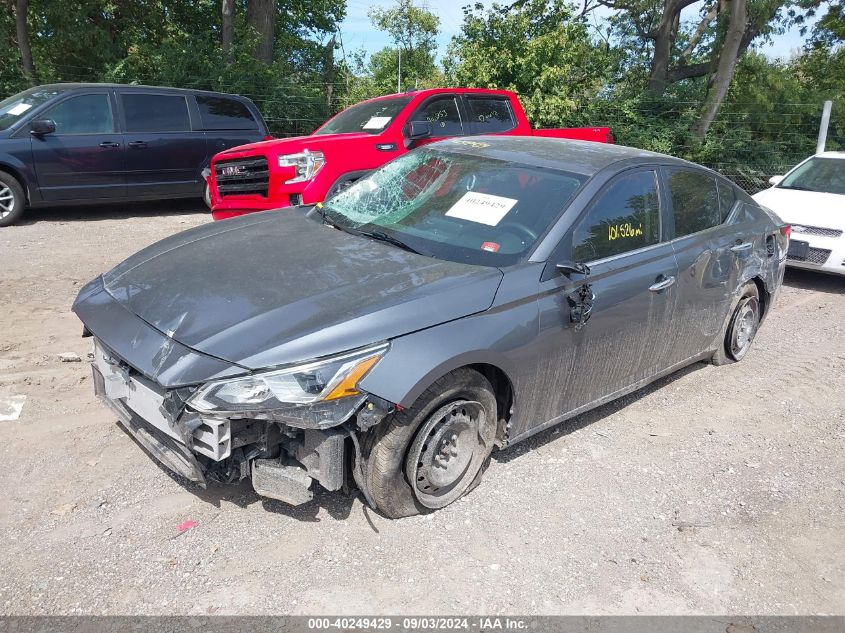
top-left (445, 192), bottom-right (517, 226)
top-left (6, 103), bottom-right (31, 116)
top-left (362, 116), bottom-right (392, 130)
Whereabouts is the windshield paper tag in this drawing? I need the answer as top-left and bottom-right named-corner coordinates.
top-left (7, 103), bottom-right (32, 116)
top-left (362, 116), bottom-right (392, 130)
top-left (445, 192), bottom-right (517, 226)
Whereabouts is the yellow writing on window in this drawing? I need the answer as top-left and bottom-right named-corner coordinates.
top-left (608, 222), bottom-right (643, 241)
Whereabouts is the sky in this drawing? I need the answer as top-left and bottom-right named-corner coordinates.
top-left (338, 0), bottom-right (814, 67)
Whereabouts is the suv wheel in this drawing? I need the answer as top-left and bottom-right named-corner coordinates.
top-left (0, 171), bottom-right (26, 227)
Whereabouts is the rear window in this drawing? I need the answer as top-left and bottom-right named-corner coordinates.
top-left (121, 93), bottom-right (191, 132)
top-left (666, 169), bottom-right (721, 237)
top-left (196, 96), bottom-right (258, 130)
top-left (466, 97), bottom-right (516, 134)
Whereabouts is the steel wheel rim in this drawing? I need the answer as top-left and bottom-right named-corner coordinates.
top-left (406, 400), bottom-right (486, 509)
top-left (0, 185), bottom-right (14, 219)
top-left (730, 296), bottom-right (759, 360)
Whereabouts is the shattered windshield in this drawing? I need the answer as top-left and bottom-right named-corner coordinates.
top-left (779, 157), bottom-right (845, 195)
top-left (314, 97), bottom-right (411, 135)
top-left (0, 87), bottom-right (66, 131)
top-left (322, 147), bottom-right (586, 266)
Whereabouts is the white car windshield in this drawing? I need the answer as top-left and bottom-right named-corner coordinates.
top-left (779, 157), bottom-right (845, 195)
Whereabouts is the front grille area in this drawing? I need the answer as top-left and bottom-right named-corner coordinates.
top-left (214, 157), bottom-right (269, 197)
top-left (788, 246), bottom-right (832, 265)
top-left (790, 224), bottom-right (843, 238)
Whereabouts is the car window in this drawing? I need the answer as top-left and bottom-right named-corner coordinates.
top-left (779, 156), bottom-right (845, 195)
top-left (196, 96), bottom-right (258, 130)
top-left (718, 180), bottom-right (737, 221)
top-left (314, 97), bottom-right (411, 135)
top-left (667, 169), bottom-right (721, 236)
top-left (465, 97), bottom-right (516, 134)
top-left (571, 170), bottom-right (660, 262)
top-left (121, 93), bottom-right (191, 133)
top-left (409, 97), bottom-right (463, 136)
top-left (42, 94), bottom-right (114, 134)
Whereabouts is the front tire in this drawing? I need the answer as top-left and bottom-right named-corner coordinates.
top-left (357, 368), bottom-right (497, 518)
top-left (0, 171), bottom-right (26, 227)
top-left (712, 282), bottom-right (760, 365)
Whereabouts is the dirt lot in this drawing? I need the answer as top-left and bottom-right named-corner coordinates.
top-left (1, 202), bottom-right (843, 615)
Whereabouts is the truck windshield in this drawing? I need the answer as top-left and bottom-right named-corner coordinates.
top-left (314, 97), bottom-right (411, 136)
top-left (0, 87), bottom-right (66, 131)
top-left (322, 147), bottom-right (586, 266)
top-left (778, 157), bottom-right (845, 195)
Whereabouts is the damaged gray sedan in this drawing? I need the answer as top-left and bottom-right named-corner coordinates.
top-left (73, 137), bottom-right (788, 518)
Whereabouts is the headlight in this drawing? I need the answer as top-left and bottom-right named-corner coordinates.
top-left (278, 150), bottom-right (325, 184)
top-left (188, 344), bottom-right (386, 414)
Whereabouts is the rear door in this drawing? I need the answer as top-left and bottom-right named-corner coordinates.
top-left (195, 94), bottom-right (265, 157)
top-left (118, 91), bottom-right (206, 197)
top-left (30, 90), bottom-right (125, 200)
top-left (660, 167), bottom-right (746, 363)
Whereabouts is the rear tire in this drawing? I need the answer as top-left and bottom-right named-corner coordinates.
top-left (0, 171), bottom-right (26, 227)
top-left (712, 282), bottom-right (760, 366)
top-left (357, 368), bottom-right (497, 518)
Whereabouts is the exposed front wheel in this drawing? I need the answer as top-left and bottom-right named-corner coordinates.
top-left (713, 282), bottom-right (760, 365)
top-left (0, 171), bottom-right (26, 227)
top-left (203, 182), bottom-right (212, 209)
top-left (357, 368), bottom-right (497, 518)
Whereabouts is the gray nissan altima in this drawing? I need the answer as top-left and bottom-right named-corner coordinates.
top-left (73, 136), bottom-right (788, 518)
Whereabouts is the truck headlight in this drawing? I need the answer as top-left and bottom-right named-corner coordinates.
top-left (278, 150), bottom-right (325, 184)
top-left (188, 344), bottom-right (386, 414)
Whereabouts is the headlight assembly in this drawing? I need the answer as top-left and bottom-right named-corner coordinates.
top-left (278, 150), bottom-right (325, 184)
top-left (187, 344), bottom-right (387, 415)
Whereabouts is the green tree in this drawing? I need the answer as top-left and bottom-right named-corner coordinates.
top-left (368, 0), bottom-right (440, 91)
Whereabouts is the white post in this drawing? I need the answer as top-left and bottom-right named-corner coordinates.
top-left (817, 100), bottom-right (832, 154)
top-left (397, 49), bottom-right (401, 93)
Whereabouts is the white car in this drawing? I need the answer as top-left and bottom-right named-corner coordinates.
top-left (753, 151), bottom-right (845, 275)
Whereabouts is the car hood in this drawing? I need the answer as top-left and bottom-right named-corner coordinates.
top-left (100, 212), bottom-right (503, 370)
top-left (752, 188), bottom-right (845, 230)
top-left (217, 132), bottom-right (377, 158)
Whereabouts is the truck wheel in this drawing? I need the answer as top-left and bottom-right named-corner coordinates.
top-left (358, 368), bottom-right (497, 518)
top-left (0, 171), bottom-right (26, 227)
top-left (203, 181), bottom-right (212, 209)
top-left (712, 282), bottom-right (760, 365)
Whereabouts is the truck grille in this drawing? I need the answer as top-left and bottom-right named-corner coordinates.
top-left (790, 224), bottom-right (843, 238)
top-left (788, 246), bottom-right (832, 265)
top-left (214, 157), bottom-right (269, 197)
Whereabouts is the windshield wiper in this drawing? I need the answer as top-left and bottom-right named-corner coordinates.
top-left (357, 229), bottom-right (422, 255)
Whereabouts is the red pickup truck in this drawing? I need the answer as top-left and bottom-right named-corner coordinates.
top-left (208, 88), bottom-right (613, 220)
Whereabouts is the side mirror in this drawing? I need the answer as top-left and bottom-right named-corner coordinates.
top-left (768, 175), bottom-right (784, 186)
top-left (556, 261), bottom-right (590, 277)
top-left (30, 119), bottom-right (56, 136)
top-left (406, 120), bottom-right (432, 140)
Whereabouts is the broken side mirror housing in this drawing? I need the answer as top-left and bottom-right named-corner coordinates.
top-left (30, 119), bottom-right (56, 136)
top-left (556, 260), bottom-right (590, 277)
top-left (768, 175), bottom-right (784, 186)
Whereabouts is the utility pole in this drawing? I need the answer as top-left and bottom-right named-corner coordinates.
top-left (397, 48), bottom-right (401, 93)
top-left (817, 100), bottom-right (833, 154)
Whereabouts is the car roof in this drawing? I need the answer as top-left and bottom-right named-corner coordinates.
top-left (430, 135), bottom-right (698, 177)
top-left (362, 87), bottom-right (517, 104)
top-left (26, 83), bottom-right (249, 99)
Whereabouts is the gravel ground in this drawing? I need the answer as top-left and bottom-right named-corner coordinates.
top-left (0, 201), bottom-right (843, 615)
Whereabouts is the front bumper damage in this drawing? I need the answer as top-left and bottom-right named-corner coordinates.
top-left (91, 340), bottom-right (393, 505)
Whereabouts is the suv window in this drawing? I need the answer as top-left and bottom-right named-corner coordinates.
top-left (410, 96), bottom-right (463, 136)
top-left (196, 96), bottom-right (258, 130)
top-left (667, 168), bottom-right (721, 236)
top-left (465, 97), bottom-right (516, 133)
top-left (43, 94), bottom-right (113, 134)
top-left (572, 170), bottom-right (660, 262)
top-left (121, 93), bottom-right (191, 133)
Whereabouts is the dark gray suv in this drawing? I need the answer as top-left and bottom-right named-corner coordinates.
top-left (73, 137), bottom-right (788, 518)
top-left (0, 83), bottom-right (269, 226)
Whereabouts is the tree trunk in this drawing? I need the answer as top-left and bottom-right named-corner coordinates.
top-left (247, 0), bottom-right (275, 65)
top-left (222, 0), bottom-right (234, 64)
top-left (691, 0), bottom-right (747, 140)
top-left (647, 0), bottom-right (679, 97)
top-left (14, 0), bottom-right (36, 85)
top-left (324, 36), bottom-right (335, 112)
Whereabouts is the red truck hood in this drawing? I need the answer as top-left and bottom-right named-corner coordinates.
top-left (216, 132), bottom-right (377, 158)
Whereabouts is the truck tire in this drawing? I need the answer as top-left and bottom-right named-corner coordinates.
top-left (0, 170), bottom-right (26, 227)
top-left (712, 281), bottom-right (760, 365)
top-left (357, 368), bottom-right (497, 518)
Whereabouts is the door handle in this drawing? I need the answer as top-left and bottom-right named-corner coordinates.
top-left (127, 141), bottom-right (148, 149)
top-left (730, 241), bottom-right (753, 253)
top-left (649, 275), bottom-right (676, 292)
top-left (98, 141), bottom-right (120, 148)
